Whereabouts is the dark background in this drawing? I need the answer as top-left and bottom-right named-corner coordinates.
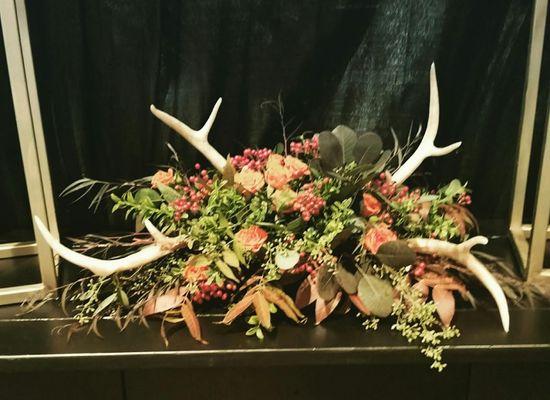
top-left (2, 0), bottom-right (547, 239)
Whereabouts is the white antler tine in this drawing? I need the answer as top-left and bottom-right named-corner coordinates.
top-left (150, 99), bottom-right (227, 173)
top-left (143, 219), bottom-right (167, 243)
top-left (197, 97), bottom-right (222, 138)
top-left (392, 63), bottom-right (462, 184)
top-left (34, 216), bottom-right (184, 277)
top-left (408, 236), bottom-right (510, 333)
top-left (424, 63), bottom-right (440, 141)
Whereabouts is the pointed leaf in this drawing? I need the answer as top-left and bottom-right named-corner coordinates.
top-left (94, 293), bottom-right (117, 316)
top-left (295, 276), bottom-right (319, 309)
top-left (252, 292), bottom-right (272, 330)
top-left (317, 264), bottom-right (340, 301)
top-left (222, 249), bottom-right (240, 268)
top-left (181, 299), bottom-right (208, 344)
top-left (215, 259), bottom-right (239, 282)
top-left (221, 292), bottom-right (255, 325)
top-left (432, 285), bottom-right (455, 327)
top-left (315, 292), bottom-right (342, 324)
top-left (332, 125), bottom-right (357, 165)
top-left (357, 275), bottom-right (394, 317)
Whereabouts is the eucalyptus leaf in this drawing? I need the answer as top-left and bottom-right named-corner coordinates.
top-left (135, 188), bottom-right (162, 203)
top-left (357, 275), bottom-right (393, 317)
top-left (318, 131), bottom-right (343, 170)
top-left (157, 183), bottom-right (180, 202)
top-left (275, 250), bottom-right (300, 270)
top-left (376, 240), bottom-right (417, 268)
top-left (332, 125), bottom-right (357, 165)
top-left (354, 132), bottom-right (382, 164)
top-left (334, 264), bottom-right (359, 294)
top-left (317, 264), bottom-right (340, 301)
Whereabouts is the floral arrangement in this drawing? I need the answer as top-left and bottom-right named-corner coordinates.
top-left (33, 65), bottom-right (517, 371)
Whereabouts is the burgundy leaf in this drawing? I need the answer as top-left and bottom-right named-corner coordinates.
top-left (315, 291), bottom-right (342, 325)
top-left (412, 281), bottom-right (430, 300)
top-left (432, 285), bottom-right (455, 327)
top-left (295, 275), bottom-right (319, 309)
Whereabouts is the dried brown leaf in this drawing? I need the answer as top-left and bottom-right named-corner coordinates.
top-left (253, 292), bottom-right (272, 330)
top-left (221, 291), bottom-right (255, 325)
top-left (181, 299), bottom-right (208, 344)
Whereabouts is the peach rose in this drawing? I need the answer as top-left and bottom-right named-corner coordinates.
top-left (284, 155), bottom-right (310, 179)
top-left (184, 264), bottom-right (209, 283)
top-left (265, 153), bottom-right (285, 170)
top-left (235, 226), bottom-right (268, 252)
top-left (234, 166), bottom-right (265, 195)
top-left (362, 225), bottom-right (397, 254)
top-left (361, 193), bottom-right (382, 217)
top-left (151, 168), bottom-right (174, 188)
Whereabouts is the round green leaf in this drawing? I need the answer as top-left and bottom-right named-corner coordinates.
top-left (357, 275), bottom-right (393, 317)
top-left (376, 240), bottom-right (417, 268)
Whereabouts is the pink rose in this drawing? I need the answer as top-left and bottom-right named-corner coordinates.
top-left (284, 156), bottom-right (310, 179)
top-left (235, 226), bottom-right (268, 252)
top-left (361, 193), bottom-right (382, 217)
top-left (362, 225), bottom-right (397, 254)
top-left (151, 168), bottom-right (174, 188)
top-left (234, 166), bottom-right (265, 195)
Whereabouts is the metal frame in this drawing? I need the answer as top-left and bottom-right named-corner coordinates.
top-left (509, 0), bottom-right (549, 281)
top-left (0, 0), bottom-right (58, 304)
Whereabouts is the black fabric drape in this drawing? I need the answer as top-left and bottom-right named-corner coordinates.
top-left (24, 0), bottom-right (538, 236)
top-left (0, 32), bottom-right (34, 243)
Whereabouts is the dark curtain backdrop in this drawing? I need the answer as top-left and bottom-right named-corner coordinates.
top-left (0, 30), bottom-right (34, 243)
top-left (24, 0), bottom-right (537, 237)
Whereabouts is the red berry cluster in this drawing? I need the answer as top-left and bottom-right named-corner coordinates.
top-left (172, 164), bottom-right (213, 221)
top-left (231, 148), bottom-right (272, 171)
top-left (289, 136), bottom-right (319, 157)
top-left (192, 282), bottom-right (237, 304)
top-left (413, 261), bottom-right (427, 277)
top-left (288, 253), bottom-right (319, 277)
top-left (458, 193), bottom-right (472, 206)
top-left (367, 172), bottom-right (410, 201)
top-left (291, 187), bottom-right (326, 221)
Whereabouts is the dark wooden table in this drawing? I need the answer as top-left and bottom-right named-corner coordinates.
top-left (1, 236), bottom-right (549, 399)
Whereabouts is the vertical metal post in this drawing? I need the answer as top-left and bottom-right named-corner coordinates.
top-left (0, 0), bottom-right (59, 303)
top-left (509, 0), bottom-right (548, 280)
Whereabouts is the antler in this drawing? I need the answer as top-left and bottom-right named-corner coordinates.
top-left (408, 236), bottom-right (509, 332)
top-left (150, 98), bottom-right (227, 173)
top-left (34, 216), bottom-right (186, 277)
top-left (392, 64), bottom-right (462, 184)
